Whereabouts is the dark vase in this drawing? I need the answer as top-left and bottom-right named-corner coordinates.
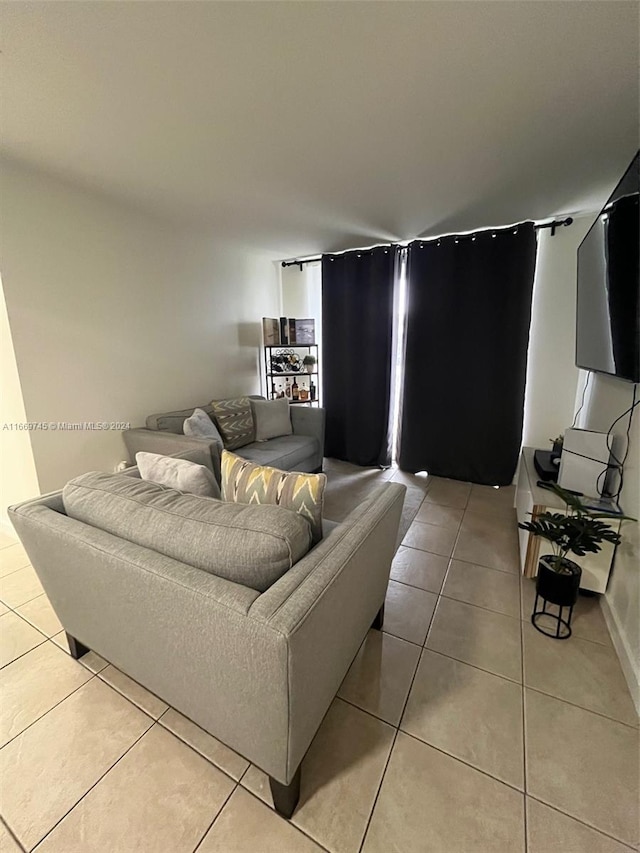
top-left (531, 555), bottom-right (582, 639)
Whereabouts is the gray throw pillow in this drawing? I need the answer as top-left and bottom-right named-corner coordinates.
top-left (183, 407), bottom-right (219, 438)
top-left (251, 398), bottom-right (293, 441)
top-left (210, 397), bottom-right (255, 450)
top-left (136, 452), bottom-right (221, 498)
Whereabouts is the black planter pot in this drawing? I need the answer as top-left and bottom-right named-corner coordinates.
top-left (531, 556), bottom-right (582, 639)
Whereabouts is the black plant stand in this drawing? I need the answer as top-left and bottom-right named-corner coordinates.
top-left (531, 556), bottom-right (581, 640)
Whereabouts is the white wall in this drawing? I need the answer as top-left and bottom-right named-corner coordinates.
top-left (279, 261), bottom-right (323, 396)
top-left (522, 215), bottom-right (593, 448)
top-left (0, 160), bottom-right (280, 494)
top-left (576, 370), bottom-right (640, 710)
top-left (523, 211), bottom-right (639, 709)
top-left (280, 262), bottom-right (322, 333)
top-left (0, 276), bottom-right (40, 533)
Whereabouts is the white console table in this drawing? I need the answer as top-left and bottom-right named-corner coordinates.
top-left (515, 446), bottom-right (619, 594)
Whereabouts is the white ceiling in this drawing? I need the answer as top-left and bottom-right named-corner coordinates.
top-left (1, 1), bottom-right (638, 257)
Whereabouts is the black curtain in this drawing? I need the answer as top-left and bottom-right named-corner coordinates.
top-left (322, 246), bottom-right (398, 466)
top-left (398, 224), bottom-right (537, 485)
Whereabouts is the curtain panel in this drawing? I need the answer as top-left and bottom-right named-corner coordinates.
top-left (398, 224), bottom-right (537, 485)
top-left (322, 246), bottom-right (398, 467)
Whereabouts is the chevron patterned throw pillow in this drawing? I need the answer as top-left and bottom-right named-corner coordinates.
top-left (221, 450), bottom-right (326, 544)
top-left (210, 397), bottom-right (255, 450)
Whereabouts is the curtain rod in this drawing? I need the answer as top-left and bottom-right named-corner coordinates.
top-left (280, 218), bottom-right (574, 268)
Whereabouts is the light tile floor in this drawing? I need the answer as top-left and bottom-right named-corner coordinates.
top-left (0, 464), bottom-right (637, 852)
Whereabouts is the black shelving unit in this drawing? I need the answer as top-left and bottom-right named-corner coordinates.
top-left (264, 343), bottom-right (320, 405)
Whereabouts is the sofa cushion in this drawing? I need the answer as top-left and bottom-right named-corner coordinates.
top-left (238, 435), bottom-right (319, 471)
top-left (183, 407), bottom-right (220, 439)
top-left (221, 450), bottom-right (326, 545)
top-left (135, 452), bottom-right (221, 499)
top-left (63, 472), bottom-right (311, 592)
top-left (251, 398), bottom-right (292, 441)
top-left (211, 397), bottom-right (255, 450)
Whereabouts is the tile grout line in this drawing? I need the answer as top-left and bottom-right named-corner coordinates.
top-left (1, 593), bottom-right (60, 633)
top-left (0, 635), bottom-right (49, 672)
top-left (356, 587), bottom-right (432, 853)
top-left (387, 575), bottom-right (443, 597)
top-left (27, 717), bottom-right (157, 852)
top-left (0, 668), bottom-right (99, 753)
top-left (416, 559), bottom-right (637, 725)
top-left (0, 562), bottom-right (32, 582)
top-left (357, 728), bottom-right (400, 853)
top-left (522, 684), bottom-right (639, 731)
top-left (0, 588), bottom-right (49, 614)
top-left (192, 782), bottom-right (335, 853)
top-left (358, 586), bottom-right (444, 853)
top-left (525, 792), bottom-right (639, 851)
top-left (0, 816), bottom-right (27, 853)
top-left (400, 729), bottom-right (528, 797)
top-left (0, 595), bottom-right (64, 670)
top-left (437, 589), bottom-right (522, 621)
top-left (418, 644), bottom-right (522, 685)
top-left (191, 781), bottom-right (239, 853)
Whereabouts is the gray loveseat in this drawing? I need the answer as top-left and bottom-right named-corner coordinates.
top-left (9, 450), bottom-right (405, 818)
top-left (123, 396), bottom-right (325, 482)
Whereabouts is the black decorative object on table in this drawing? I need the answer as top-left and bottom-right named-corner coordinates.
top-left (518, 484), bottom-right (634, 640)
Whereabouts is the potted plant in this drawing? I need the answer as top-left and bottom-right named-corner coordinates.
top-left (303, 354), bottom-right (317, 374)
top-left (519, 484), bottom-right (634, 637)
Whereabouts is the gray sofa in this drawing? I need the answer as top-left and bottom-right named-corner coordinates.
top-left (9, 451), bottom-right (405, 818)
top-left (123, 396), bottom-right (325, 481)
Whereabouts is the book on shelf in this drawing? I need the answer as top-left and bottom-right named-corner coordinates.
top-left (279, 317), bottom-right (289, 346)
top-left (262, 318), bottom-right (280, 346)
top-left (288, 318), bottom-right (297, 345)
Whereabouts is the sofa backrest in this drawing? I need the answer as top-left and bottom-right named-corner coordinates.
top-left (146, 396), bottom-right (265, 434)
top-left (124, 446), bottom-right (216, 477)
top-left (63, 471), bottom-right (312, 592)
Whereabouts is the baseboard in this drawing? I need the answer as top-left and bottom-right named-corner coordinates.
top-left (600, 595), bottom-right (640, 718)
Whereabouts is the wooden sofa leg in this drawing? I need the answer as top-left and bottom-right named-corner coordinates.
top-left (371, 604), bottom-right (385, 630)
top-left (269, 766), bottom-right (301, 819)
top-left (65, 633), bottom-right (90, 660)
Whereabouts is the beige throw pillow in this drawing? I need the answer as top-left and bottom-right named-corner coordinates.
top-left (221, 450), bottom-right (326, 544)
top-left (136, 452), bottom-right (221, 498)
top-left (250, 398), bottom-right (292, 441)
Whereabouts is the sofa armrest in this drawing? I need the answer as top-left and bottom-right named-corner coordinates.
top-left (290, 406), bottom-right (325, 459)
top-left (250, 481), bottom-right (406, 780)
top-left (123, 428), bottom-right (224, 482)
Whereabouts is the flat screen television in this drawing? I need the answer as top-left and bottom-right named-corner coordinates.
top-left (576, 151), bottom-right (639, 383)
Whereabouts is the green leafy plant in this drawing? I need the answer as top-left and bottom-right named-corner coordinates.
top-left (302, 354), bottom-right (316, 366)
top-left (518, 484), bottom-right (635, 574)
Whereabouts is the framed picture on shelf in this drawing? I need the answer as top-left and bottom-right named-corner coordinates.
top-left (262, 318), bottom-right (280, 346)
top-left (295, 318), bottom-right (315, 344)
